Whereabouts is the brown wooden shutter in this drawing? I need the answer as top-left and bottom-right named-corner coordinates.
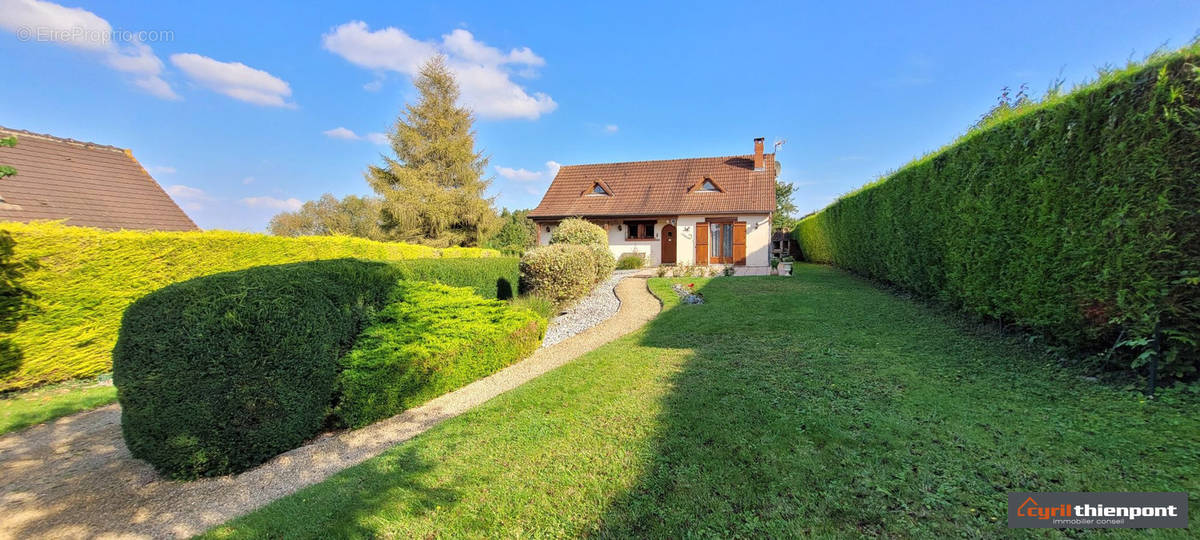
top-left (733, 222), bottom-right (747, 265)
top-left (695, 223), bottom-right (708, 264)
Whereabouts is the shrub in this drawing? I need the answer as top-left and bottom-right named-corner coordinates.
top-left (114, 260), bottom-right (541, 478)
top-left (333, 282), bottom-right (545, 428)
top-left (589, 244), bottom-right (616, 283)
top-left (390, 258), bottom-right (518, 300)
top-left (519, 244), bottom-right (596, 306)
top-left (794, 45), bottom-right (1200, 378)
top-left (509, 294), bottom-right (558, 320)
top-left (550, 218), bottom-right (608, 247)
top-left (114, 260), bottom-right (400, 478)
top-left (616, 252), bottom-right (646, 270)
top-left (0, 222), bottom-right (500, 391)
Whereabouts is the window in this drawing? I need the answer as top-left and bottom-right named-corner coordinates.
top-left (709, 223), bottom-right (734, 261)
top-left (624, 220), bottom-right (655, 240)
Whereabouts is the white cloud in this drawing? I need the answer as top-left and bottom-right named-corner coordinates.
top-left (322, 22), bottom-right (556, 120)
top-left (170, 53), bottom-right (294, 107)
top-left (496, 160), bottom-right (561, 182)
top-left (165, 184), bottom-right (215, 211)
top-left (240, 196), bottom-right (303, 211)
top-left (323, 126), bottom-right (388, 144)
top-left (323, 126), bottom-right (360, 140)
top-left (0, 0), bottom-right (177, 99)
top-left (603, 124), bottom-right (619, 134)
top-left (147, 165), bottom-right (176, 174)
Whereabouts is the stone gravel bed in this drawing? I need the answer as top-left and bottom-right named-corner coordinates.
top-left (541, 269), bottom-right (640, 348)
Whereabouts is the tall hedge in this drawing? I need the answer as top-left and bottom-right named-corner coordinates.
top-left (794, 48), bottom-right (1200, 377)
top-left (114, 260), bottom-right (542, 478)
top-left (0, 222), bottom-right (500, 391)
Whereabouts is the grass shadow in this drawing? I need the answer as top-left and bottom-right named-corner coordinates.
top-left (594, 266), bottom-right (1200, 537)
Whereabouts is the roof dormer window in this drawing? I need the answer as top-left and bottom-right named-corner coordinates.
top-left (584, 180), bottom-right (613, 197)
top-left (691, 177), bottom-right (724, 193)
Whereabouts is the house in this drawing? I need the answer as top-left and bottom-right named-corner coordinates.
top-left (529, 138), bottom-right (777, 269)
top-left (0, 127), bottom-right (198, 231)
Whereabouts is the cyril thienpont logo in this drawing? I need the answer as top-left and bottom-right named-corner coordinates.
top-left (1008, 492), bottom-right (1188, 529)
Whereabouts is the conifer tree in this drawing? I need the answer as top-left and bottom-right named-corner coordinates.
top-left (367, 56), bottom-right (498, 246)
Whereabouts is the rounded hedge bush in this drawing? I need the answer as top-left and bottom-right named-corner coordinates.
top-left (519, 244), bottom-right (596, 305)
top-left (114, 260), bottom-right (399, 479)
top-left (550, 218), bottom-right (608, 247)
top-left (589, 244), bottom-right (616, 284)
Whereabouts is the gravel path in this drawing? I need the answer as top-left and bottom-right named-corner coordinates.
top-left (0, 276), bottom-right (660, 540)
top-left (541, 269), bottom-right (640, 347)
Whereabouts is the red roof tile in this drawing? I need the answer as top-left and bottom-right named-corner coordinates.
top-left (0, 127), bottom-right (198, 231)
top-left (528, 153), bottom-right (776, 219)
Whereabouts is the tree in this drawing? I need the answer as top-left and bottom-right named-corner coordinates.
top-left (0, 136), bottom-right (17, 180)
top-left (367, 56), bottom-right (498, 247)
top-left (268, 194), bottom-right (386, 240)
top-left (487, 209), bottom-right (538, 251)
top-left (774, 181), bottom-right (798, 231)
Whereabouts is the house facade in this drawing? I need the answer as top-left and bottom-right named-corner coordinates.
top-left (529, 138), bottom-right (776, 268)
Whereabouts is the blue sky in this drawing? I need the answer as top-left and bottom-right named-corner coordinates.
top-left (2, 1), bottom-right (1198, 231)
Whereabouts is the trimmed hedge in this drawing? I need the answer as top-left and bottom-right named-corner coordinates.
top-left (114, 260), bottom-right (543, 478)
top-left (550, 217), bottom-right (608, 246)
top-left (519, 244), bottom-right (597, 305)
top-left (0, 222), bottom-right (500, 391)
top-left (333, 281), bottom-right (544, 428)
top-left (389, 258), bottom-right (518, 300)
top-left (794, 47), bottom-right (1200, 377)
top-left (114, 260), bottom-right (398, 478)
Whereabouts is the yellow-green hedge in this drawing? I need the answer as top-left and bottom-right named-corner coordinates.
top-left (0, 222), bottom-right (498, 391)
top-left (794, 46), bottom-right (1200, 378)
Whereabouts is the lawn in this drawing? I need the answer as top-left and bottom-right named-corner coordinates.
top-left (207, 265), bottom-right (1199, 538)
top-left (0, 376), bottom-right (117, 436)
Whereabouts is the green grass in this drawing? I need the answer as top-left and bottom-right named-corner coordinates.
top-left (207, 265), bottom-right (1199, 538)
top-left (0, 376), bottom-right (116, 435)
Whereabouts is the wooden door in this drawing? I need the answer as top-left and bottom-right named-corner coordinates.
top-left (695, 222), bottom-right (708, 264)
top-left (733, 222), bottom-right (747, 265)
top-left (661, 224), bottom-right (677, 264)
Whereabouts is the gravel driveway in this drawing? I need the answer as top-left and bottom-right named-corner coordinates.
top-left (541, 269), bottom-right (640, 347)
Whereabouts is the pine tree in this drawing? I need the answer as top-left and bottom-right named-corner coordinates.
top-left (367, 56), bottom-right (498, 247)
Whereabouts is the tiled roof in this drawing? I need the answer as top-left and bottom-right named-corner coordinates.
top-left (0, 127), bottom-right (198, 231)
top-left (528, 153), bottom-right (776, 219)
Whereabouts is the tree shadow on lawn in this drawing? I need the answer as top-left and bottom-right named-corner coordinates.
top-left (595, 267), bottom-right (1200, 537)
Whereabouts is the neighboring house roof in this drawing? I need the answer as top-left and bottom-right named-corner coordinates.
top-left (0, 127), bottom-right (198, 231)
top-left (528, 153), bottom-right (777, 219)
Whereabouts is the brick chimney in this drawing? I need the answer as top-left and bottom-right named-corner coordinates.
top-left (753, 137), bottom-right (765, 170)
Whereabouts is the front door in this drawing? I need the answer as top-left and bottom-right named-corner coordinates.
top-left (661, 224), bottom-right (676, 264)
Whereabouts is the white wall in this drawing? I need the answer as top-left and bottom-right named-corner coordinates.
top-left (674, 214), bottom-right (771, 267)
top-left (536, 214), bottom-right (771, 267)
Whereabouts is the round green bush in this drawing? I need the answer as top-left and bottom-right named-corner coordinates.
top-left (616, 252), bottom-right (646, 270)
top-left (519, 244), bottom-right (596, 305)
top-left (114, 260), bottom-right (400, 479)
top-left (550, 218), bottom-right (608, 247)
top-left (589, 244), bottom-right (616, 284)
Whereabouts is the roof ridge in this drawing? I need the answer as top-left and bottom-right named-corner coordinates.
top-left (560, 152), bottom-right (775, 169)
top-left (0, 126), bottom-right (126, 153)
